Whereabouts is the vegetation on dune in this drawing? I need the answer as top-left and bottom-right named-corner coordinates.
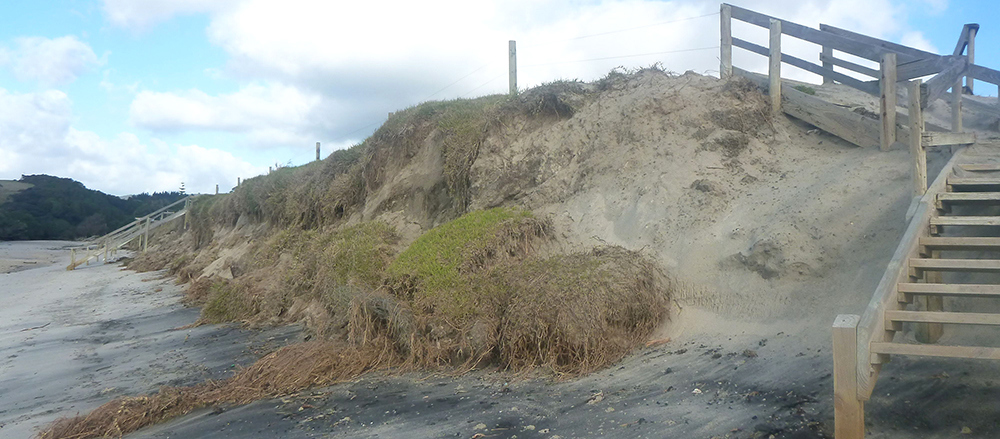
top-left (42, 73), bottom-right (678, 439)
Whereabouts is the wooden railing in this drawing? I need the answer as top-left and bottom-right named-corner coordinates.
top-left (720, 3), bottom-right (994, 152)
top-left (67, 196), bottom-right (195, 270)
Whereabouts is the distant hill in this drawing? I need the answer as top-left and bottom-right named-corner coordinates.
top-left (0, 175), bottom-right (185, 241)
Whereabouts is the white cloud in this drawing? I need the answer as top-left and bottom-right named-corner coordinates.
top-left (4, 36), bottom-right (100, 86)
top-left (900, 31), bottom-right (939, 54)
top-left (101, 0), bottom-right (239, 31)
top-left (0, 88), bottom-right (263, 195)
top-left (129, 82), bottom-right (322, 147)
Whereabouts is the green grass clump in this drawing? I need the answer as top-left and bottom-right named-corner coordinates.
top-left (202, 279), bottom-right (259, 323)
top-left (388, 207), bottom-right (546, 318)
top-left (793, 84), bottom-right (817, 95)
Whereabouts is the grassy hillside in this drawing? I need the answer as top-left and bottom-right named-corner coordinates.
top-left (0, 175), bottom-right (185, 241)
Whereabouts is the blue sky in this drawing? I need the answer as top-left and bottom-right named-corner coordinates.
top-left (0, 0), bottom-right (993, 195)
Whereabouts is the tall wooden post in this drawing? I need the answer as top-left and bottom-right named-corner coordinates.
top-left (967, 27), bottom-right (976, 94)
top-left (821, 46), bottom-right (833, 85)
top-left (316, 142), bottom-right (321, 161)
top-left (215, 184), bottom-right (219, 195)
top-left (720, 4), bottom-right (733, 78)
top-left (508, 40), bottom-right (517, 96)
top-left (833, 314), bottom-right (864, 439)
top-left (952, 81), bottom-right (963, 133)
top-left (237, 177), bottom-right (241, 187)
top-left (910, 80), bottom-right (927, 196)
top-left (880, 53), bottom-right (897, 151)
top-left (768, 19), bottom-right (782, 115)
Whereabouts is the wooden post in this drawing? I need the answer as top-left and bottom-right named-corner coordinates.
top-left (833, 314), bottom-right (865, 439)
top-left (821, 46), bottom-right (833, 85)
top-left (316, 142), bottom-right (321, 161)
top-left (215, 184), bottom-right (219, 195)
top-left (916, 250), bottom-right (945, 343)
top-left (880, 53), bottom-right (897, 151)
top-left (237, 177), bottom-right (241, 187)
top-left (768, 19), bottom-right (782, 115)
top-left (70, 248), bottom-right (76, 269)
top-left (910, 80), bottom-right (927, 196)
top-left (720, 4), bottom-right (733, 78)
top-left (142, 217), bottom-right (150, 253)
top-left (967, 27), bottom-right (976, 94)
top-left (508, 40), bottom-right (517, 96)
top-left (952, 81), bottom-right (963, 133)
top-left (103, 244), bottom-right (108, 263)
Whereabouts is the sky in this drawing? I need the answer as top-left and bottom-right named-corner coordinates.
top-left (0, 0), bottom-right (997, 195)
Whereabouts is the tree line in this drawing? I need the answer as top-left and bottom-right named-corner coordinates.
top-left (0, 175), bottom-right (186, 241)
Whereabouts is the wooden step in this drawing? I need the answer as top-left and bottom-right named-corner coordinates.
top-left (959, 164), bottom-right (1000, 172)
top-left (937, 192), bottom-right (1000, 205)
top-left (947, 177), bottom-right (1000, 190)
top-left (929, 216), bottom-right (1000, 227)
top-left (909, 258), bottom-right (1000, 273)
top-left (885, 310), bottom-right (1000, 327)
top-left (897, 283), bottom-right (1000, 302)
top-left (870, 342), bottom-right (1000, 360)
top-left (920, 237), bottom-right (1000, 251)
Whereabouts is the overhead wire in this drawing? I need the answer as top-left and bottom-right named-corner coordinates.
top-left (522, 11), bottom-right (718, 48)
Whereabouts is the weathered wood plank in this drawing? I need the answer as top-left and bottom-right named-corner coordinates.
top-left (947, 177), bottom-right (1000, 188)
top-left (736, 42), bottom-right (879, 94)
top-left (959, 164), bottom-right (1000, 171)
top-left (923, 59), bottom-right (968, 108)
top-left (820, 24), bottom-right (936, 63)
top-left (922, 131), bottom-right (975, 147)
top-left (886, 310), bottom-right (1000, 326)
top-left (734, 67), bottom-right (881, 148)
top-left (967, 64), bottom-right (1000, 87)
top-left (937, 192), bottom-right (1000, 204)
top-left (910, 80), bottom-right (927, 194)
top-left (769, 19), bottom-right (782, 115)
top-left (896, 55), bottom-right (958, 81)
top-left (821, 52), bottom-right (879, 78)
top-left (855, 148), bottom-right (964, 400)
top-left (821, 46), bottom-right (834, 84)
top-left (721, 4), bottom-right (733, 78)
top-left (871, 342), bottom-right (1000, 360)
top-left (880, 53), bottom-right (897, 151)
top-left (910, 257), bottom-right (1000, 271)
top-left (729, 5), bottom-right (888, 62)
top-left (898, 283), bottom-right (1000, 298)
top-left (929, 217), bottom-right (1000, 227)
top-left (833, 315), bottom-right (865, 439)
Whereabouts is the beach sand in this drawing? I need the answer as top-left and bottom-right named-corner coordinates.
top-left (0, 241), bottom-right (301, 438)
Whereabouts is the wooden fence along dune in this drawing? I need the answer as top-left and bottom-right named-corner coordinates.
top-left (721, 4), bottom-right (1000, 437)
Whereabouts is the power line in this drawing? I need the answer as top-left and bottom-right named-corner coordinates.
top-left (424, 62), bottom-right (491, 100)
top-left (523, 46), bottom-right (719, 67)
top-left (522, 11), bottom-right (718, 48)
top-left (462, 73), bottom-right (506, 98)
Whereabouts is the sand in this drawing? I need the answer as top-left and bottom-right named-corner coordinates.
top-left (0, 242), bottom-right (302, 438)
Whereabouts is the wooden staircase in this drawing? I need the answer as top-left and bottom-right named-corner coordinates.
top-left (870, 164), bottom-right (1000, 359)
top-left (66, 196), bottom-right (194, 270)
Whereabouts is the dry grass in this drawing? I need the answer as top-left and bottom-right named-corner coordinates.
top-left (38, 341), bottom-right (394, 439)
top-left (710, 77), bottom-right (774, 136)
